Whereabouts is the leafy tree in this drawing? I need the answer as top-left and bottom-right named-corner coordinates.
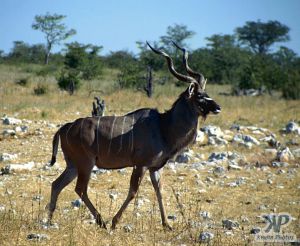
top-left (32, 13), bottom-right (76, 64)
top-left (137, 41), bottom-right (164, 71)
top-left (105, 50), bottom-right (137, 69)
top-left (64, 42), bottom-right (103, 80)
top-left (8, 41), bottom-right (46, 63)
top-left (160, 24), bottom-right (195, 54)
top-left (236, 20), bottom-right (290, 54)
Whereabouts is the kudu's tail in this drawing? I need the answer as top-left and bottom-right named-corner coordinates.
top-left (50, 129), bottom-right (60, 166)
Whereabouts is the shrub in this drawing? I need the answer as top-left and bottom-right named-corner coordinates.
top-left (33, 84), bottom-right (48, 95)
top-left (117, 63), bottom-right (144, 89)
top-left (57, 71), bottom-right (81, 91)
top-left (282, 70), bottom-right (300, 99)
top-left (15, 78), bottom-right (29, 87)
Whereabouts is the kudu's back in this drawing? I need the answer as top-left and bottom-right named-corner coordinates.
top-left (58, 108), bottom-right (166, 169)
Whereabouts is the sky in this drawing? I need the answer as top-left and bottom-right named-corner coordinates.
top-left (1, 0), bottom-right (299, 55)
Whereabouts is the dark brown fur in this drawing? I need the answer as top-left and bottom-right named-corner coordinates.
top-left (47, 43), bottom-right (221, 230)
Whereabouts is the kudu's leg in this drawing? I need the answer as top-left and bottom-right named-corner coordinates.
top-left (111, 166), bottom-right (147, 230)
top-left (48, 158), bottom-right (77, 223)
top-left (149, 168), bottom-right (172, 230)
top-left (75, 161), bottom-right (106, 229)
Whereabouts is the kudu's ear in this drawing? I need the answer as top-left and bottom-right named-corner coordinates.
top-left (188, 83), bottom-right (196, 98)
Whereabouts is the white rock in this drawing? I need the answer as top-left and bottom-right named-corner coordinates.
top-left (27, 233), bottom-right (49, 241)
top-left (228, 162), bottom-right (242, 170)
top-left (199, 232), bottom-right (214, 243)
top-left (222, 219), bottom-right (239, 230)
top-left (15, 125), bottom-right (28, 133)
top-left (0, 153), bottom-right (18, 162)
top-left (123, 224), bottom-right (133, 233)
top-left (2, 129), bottom-right (16, 136)
top-left (2, 117), bottom-right (22, 125)
top-left (2, 162), bottom-right (35, 174)
top-left (277, 147), bottom-right (295, 162)
top-left (71, 199), bottom-right (83, 208)
top-left (201, 125), bottom-right (223, 137)
top-left (284, 121), bottom-right (300, 135)
top-left (109, 193), bottom-right (118, 201)
top-left (196, 130), bottom-right (206, 143)
top-left (199, 211), bottom-right (211, 219)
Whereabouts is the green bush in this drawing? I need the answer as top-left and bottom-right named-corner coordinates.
top-left (117, 63), bottom-right (144, 89)
top-left (33, 83), bottom-right (48, 95)
top-left (16, 78), bottom-right (30, 87)
top-left (57, 71), bottom-right (81, 91)
top-left (282, 71), bottom-right (300, 99)
top-left (36, 64), bottom-right (59, 77)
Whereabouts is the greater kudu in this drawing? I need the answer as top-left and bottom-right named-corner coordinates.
top-left (48, 42), bottom-right (221, 230)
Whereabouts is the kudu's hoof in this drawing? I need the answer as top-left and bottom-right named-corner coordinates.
top-left (96, 218), bottom-right (107, 229)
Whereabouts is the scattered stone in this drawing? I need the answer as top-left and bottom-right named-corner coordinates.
top-left (32, 195), bottom-right (44, 201)
top-left (241, 216), bottom-right (249, 223)
top-left (233, 134), bottom-right (260, 148)
top-left (283, 121), bottom-right (300, 135)
top-left (47, 123), bottom-right (56, 128)
top-left (167, 214), bottom-right (177, 221)
top-left (2, 129), bottom-right (16, 136)
top-left (196, 130), bottom-right (206, 143)
top-left (208, 152), bottom-right (228, 162)
top-left (208, 136), bottom-right (228, 145)
top-left (117, 168), bottom-right (127, 174)
top-left (40, 219), bottom-right (59, 230)
top-left (228, 161), bottom-right (242, 170)
top-left (71, 199), bottom-right (83, 208)
top-left (123, 224), bottom-right (133, 233)
top-left (292, 148), bottom-right (300, 158)
top-left (277, 147), bottom-right (295, 162)
top-left (109, 193), bottom-right (118, 201)
top-left (199, 232), bottom-right (214, 243)
top-left (0, 205), bottom-right (5, 212)
top-left (27, 233), bottom-right (49, 241)
top-left (224, 231), bottom-right (233, 236)
top-left (213, 166), bottom-right (226, 175)
top-left (199, 211), bottom-right (211, 220)
top-left (206, 177), bottom-right (214, 183)
top-left (2, 116), bottom-right (22, 125)
top-left (92, 166), bottom-right (110, 174)
top-left (277, 169), bottom-right (285, 174)
top-left (15, 125), bottom-right (28, 133)
top-left (175, 149), bottom-right (193, 163)
top-left (258, 204), bottom-right (268, 210)
top-left (272, 161), bottom-right (289, 168)
top-left (201, 125), bottom-right (223, 137)
top-left (260, 136), bottom-right (280, 148)
top-left (1, 162), bottom-right (35, 174)
top-left (0, 153), bottom-right (18, 162)
top-left (250, 227), bottom-right (261, 234)
top-left (267, 179), bottom-right (273, 184)
top-left (222, 219), bottom-right (239, 230)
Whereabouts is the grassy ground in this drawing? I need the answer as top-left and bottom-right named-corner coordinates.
top-left (0, 65), bottom-right (299, 245)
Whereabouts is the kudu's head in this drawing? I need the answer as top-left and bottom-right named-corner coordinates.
top-left (146, 42), bottom-right (221, 119)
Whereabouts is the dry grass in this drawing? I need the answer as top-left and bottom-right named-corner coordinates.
top-left (0, 65), bottom-right (299, 245)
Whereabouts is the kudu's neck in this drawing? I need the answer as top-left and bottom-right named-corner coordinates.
top-left (160, 90), bottom-right (199, 151)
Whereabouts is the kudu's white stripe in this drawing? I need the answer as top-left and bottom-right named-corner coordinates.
top-left (204, 97), bottom-right (213, 101)
top-left (96, 116), bottom-right (101, 155)
top-left (66, 121), bottom-right (75, 147)
top-left (130, 115), bottom-right (135, 153)
top-left (117, 116), bottom-right (127, 153)
top-left (107, 116), bottom-right (117, 155)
